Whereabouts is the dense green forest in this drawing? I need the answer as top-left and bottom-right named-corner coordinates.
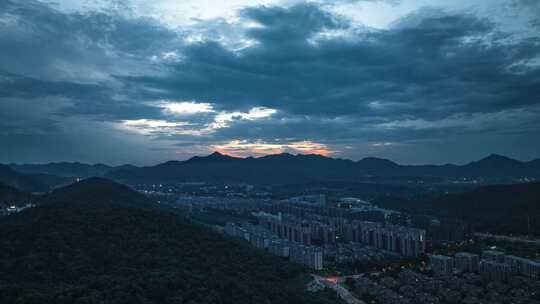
top-left (0, 178), bottom-right (340, 304)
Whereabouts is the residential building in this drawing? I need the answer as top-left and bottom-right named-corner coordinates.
top-left (455, 252), bottom-right (480, 272)
top-left (430, 254), bottom-right (454, 274)
top-left (357, 221), bottom-right (426, 257)
top-left (482, 250), bottom-right (506, 263)
top-left (289, 243), bottom-right (323, 270)
top-left (479, 260), bottom-right (512, 281)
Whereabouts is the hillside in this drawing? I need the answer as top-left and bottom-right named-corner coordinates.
top-left (39, 177), bottom-right (156, 209)
top-left (107, 152), bottom-right (540, 184)
top-left (0, 183), bottom-right (32, 205)
top-left (0, 164), bottom-right (72, 193)
top-left (10, 162), bottom-right (130, 177)
top-left (0, 178), bottom-right (339, 304)
top-left (381, 182), bottom-right (540, 236)
top-left (0, 164), bottom-right (49, 192)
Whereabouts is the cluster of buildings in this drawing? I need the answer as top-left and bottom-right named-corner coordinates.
top-left (344, 221), bottom-right (426, 257)
top-left (257, 212), bottom-right (337, 245)
top-left (326, 243), bottom-right (389, 265)
top-left (287, 194), bottom-right (327, 206)
top-left (223, 209), bottom-right (427, 271)
top-left (224, 222), bottom-right (324, 270)
top-left (289, 243), bottom-right (323, 270)
top-left (429, 250), bottom-right (540, 282)
top-left (256, 210), bottom-right (426, 258)
top-left (352, 268), bottom-right (540, 304)
top-left (176, 196), bottom-right (266, 212)
top-left (261, 200), bottom-right (346, 219)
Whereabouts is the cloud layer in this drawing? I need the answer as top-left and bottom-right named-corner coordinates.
top-left (0, 0), bottom-right (539, 164)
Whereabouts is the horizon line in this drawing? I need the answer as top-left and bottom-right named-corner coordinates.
top-left (5, 152), bottom-right (539, 168)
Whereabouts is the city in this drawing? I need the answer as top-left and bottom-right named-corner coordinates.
top-left (165, 189), bottom-right (540, 304)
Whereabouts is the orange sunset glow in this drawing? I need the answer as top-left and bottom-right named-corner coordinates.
top-left (211, 140), bottom-right (335, 158)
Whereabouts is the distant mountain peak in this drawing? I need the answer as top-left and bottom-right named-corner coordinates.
top-left (474, 154), bottom-right (522, 165)
top-left (208, 151), bottom-right (230, 158)
top-left (462, 154), bottom-right (524, 176)
top-left (187, 151), bottom-right (240, 163)
top-left (485, 153), bottom-right (512, 160)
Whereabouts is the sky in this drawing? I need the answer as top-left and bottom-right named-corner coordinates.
top-left (0, 0), bottom-right (539, 165)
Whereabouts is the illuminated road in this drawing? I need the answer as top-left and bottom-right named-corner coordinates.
top-left (312, 275), bottom-right (365, 304)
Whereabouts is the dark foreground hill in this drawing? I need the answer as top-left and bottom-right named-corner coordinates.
top-left (0, 178), bottom-right (339, 304)
top-left (381, 182), bottom-right (540, 236)
top-left (39, 177), bottom-right (155, 209)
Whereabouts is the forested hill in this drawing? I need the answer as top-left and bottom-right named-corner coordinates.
top-left (381, 182), bottom-right (540, 236)
top-left (39, 177), bottom-right (156, 209)
top-left (0, 164), bottom-right (50, 192)
top-left (0, 178), bottom-right (339, 304)
top-left (0, 182), bottom-right (32, 205)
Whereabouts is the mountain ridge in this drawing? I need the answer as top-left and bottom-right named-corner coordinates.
top-left (5, 153), bottom-right (540, 186)
top-left (0, 164), bottom-right (56, 192)
top-left (106, 152), bottom-right (540, 184)
top-left (10, 162), bottom-right (136, 178)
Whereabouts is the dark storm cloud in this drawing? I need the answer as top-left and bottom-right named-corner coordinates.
top-left (119, 3), bottom-right (540, 151)
top-left (126, 4), bottom-right (540, 120)
top-left (0, 0), bottom-right (176, 74)
top-left (0, 0), bottom-right (178, 116)
top-left (240, 3), bottom-right (347, 44)
top-left (0, 0), bottom-right (186, 164)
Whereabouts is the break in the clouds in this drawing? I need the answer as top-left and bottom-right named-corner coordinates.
top-left (0, 0), bottom-right (539, 165)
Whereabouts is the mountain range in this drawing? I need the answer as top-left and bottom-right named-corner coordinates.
top-left (0, 164), bottom-right (70, 192)
top-left (107, 152), bottom-right (540, 184)
top-left (4, 153), bottom-right (540, 188)
top-left (10, 162), bottom-right (135, 178)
